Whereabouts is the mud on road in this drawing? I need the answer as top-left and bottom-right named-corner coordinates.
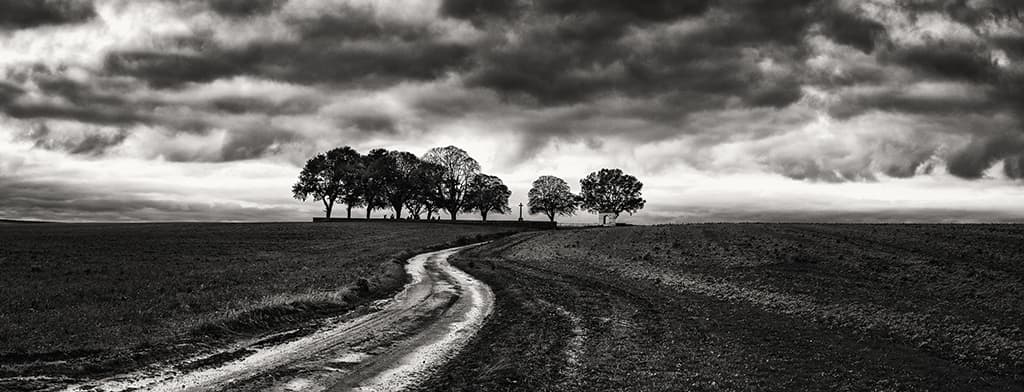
top-left (51, 244), bottom-right (492, 392)
top-left (416, 230), bottom-right (1024, 391)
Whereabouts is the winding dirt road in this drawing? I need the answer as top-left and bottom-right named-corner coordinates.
top-left (62, 244), bottom-right (493, 392)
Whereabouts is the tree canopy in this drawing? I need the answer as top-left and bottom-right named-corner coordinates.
top-left (578, 168), bottom-right (646, 217)
top-left (360, 148), bottom-right (394, 219)
top-left (291, 146), bottom-right (362, 219)
top-left (294, 146), bottom-right (647, 224)
top-left (422, 145), bottom-right (481, 220)
top-left (382, 150), bottom-right (422, 219)
top-left (405, 160), bottom-right (445, 219)
top-left (527, 175), bottom-right (578, 222)
top-left (463, 174), bottom-right (512, 221)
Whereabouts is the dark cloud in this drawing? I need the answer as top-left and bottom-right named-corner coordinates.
top-left (5, 100), bottom-right (150, 126)
top-left (885, 43), bottom-right (999, 82)
top-left (440, 0), bottom-right (712, 25)
top-left (0, 70), bottom-right (313, 163)
top-left (247, 40), bottom-right (471, 85)
top-left (99, 6), bottom-right (471, 89)
top-left (454, 0), bottom-right (863, 108)
top-left (207, 96), bottom-right (322, 115)
top-left (218, 127), bottom-right (296, 161)
top-left (713, 0), bottom-right (818, 44)
top-left (294, 6), bottom-right (428, 41)
top-left (439, 0), bottom-right (521, 22)
top-left (0, 0), bottom-right (95, 29)
top-left (461, 44), bottom-right (615, 104)
top-left (942, 0), bottom-right (1023, 26)
top-left (947, 133), bottom-right (1024, 179)
top-left (774, 144), bottom-right (936, 183)
top-left (208, 0), bottom-right (286, 17)
top-left (828, 86), bottom-right (995, 120)
top-left (819, 7), bottom-right (887, 53)
top-left (24, 123), bottom-right (129, 156)
top-left (538, 0), bottom-right (711, 22)
top-left (1004, 155), bottom-right (1024, 179)
top-left (0, 82), bottom-right (25, 105)
top-left (0, 73), bottom-right (153, 126)
top-left (104, 51), bottom-right (243, 88)
top-left (345, 115), bottom-right (397, 134)
top-left (772, 158), bottom-right (876, 183)
top-left (746, 77), bottom-right (804, 108)
top-left (463, 25), bottom-right (785, 105)
top-left (0, 177), bottom-right (307, 222)
top-left (0, 74), bottom-right (306, 163)
top-left (993, 36), bottom-right (1024, 60)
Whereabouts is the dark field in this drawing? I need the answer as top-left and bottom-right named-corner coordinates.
top-left (0, 222), bottom-right (525, 379)
top-left (423, 224), bottom-right (1024, 391)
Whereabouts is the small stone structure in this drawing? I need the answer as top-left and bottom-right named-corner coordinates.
top-left (598, 212), bottom-right (617, 227)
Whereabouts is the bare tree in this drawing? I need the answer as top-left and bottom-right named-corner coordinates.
top-left (528, 175), bottom-right (577, 222)
top-left (422, 146), bottom-right (481, 221)
top-left (463, 174), bottom-right (511, 221)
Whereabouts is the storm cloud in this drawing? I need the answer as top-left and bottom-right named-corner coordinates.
top-left (0, 0), bottom-right (95, 29)
top-left (1, 0), bottom-right (1024, 221)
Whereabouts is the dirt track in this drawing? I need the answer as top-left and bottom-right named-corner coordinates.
top-left (57, 244), bottom-right (492, 392)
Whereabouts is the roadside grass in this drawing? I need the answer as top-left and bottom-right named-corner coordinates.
top-left (0, 221), bottom-right (528, 380)
top-left (187, 230), bottom-right (512, 342)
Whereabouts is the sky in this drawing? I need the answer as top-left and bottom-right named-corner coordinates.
top-left (1, 0), bottom-right (1023, 223)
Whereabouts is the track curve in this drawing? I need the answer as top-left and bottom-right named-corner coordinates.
top-left (61, 244), bottom-right (493, 392)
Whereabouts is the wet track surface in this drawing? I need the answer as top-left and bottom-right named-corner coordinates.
top-left (58, 244), bottom-right (493, 392)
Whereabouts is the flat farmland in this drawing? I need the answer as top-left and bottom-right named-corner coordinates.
top-left (0, 221), bottom-right (525, 381)
top-left (422, 224), bottom-right (1024, 391)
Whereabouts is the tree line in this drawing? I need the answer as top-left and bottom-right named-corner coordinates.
top-left (293, 145), bottom-right (645, 222)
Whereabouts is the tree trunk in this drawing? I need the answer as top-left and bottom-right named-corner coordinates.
top-left (324, 199), bottom-right (334, 219)
top-left (346, 205), bottom-right (352, 219)
top-left (393, 204), bottom-right (403, 219)
top-left (448, 207), bottom-right (458, 221)
top-left (548, 212), bottom-right (556, 222)
top-left (481, 211), bottom-right (488, 221)
top-left (366, 206), bottom-right (371, 220)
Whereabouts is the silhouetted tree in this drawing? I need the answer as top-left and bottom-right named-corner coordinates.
top-left (579, 168), bottom-right (645, 218)
top-left (361, 148), bottom-right (393, 219)
top-left (340, 181), bottom-right (364, 219)
top-left (292, 146), bottom-right (363, 219)
top-left (528, 175), bottom-right (577, 222)
top-left (382, 151), bottom-right (422, 219)
top-left (405, 160), bottom-right (444, 219)
top-left (463, 174), bottom-right (511, 221)
top-left (337, 150), bottom-right (366, 219)
top-left (422, 145), bottom-right (481, 221)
